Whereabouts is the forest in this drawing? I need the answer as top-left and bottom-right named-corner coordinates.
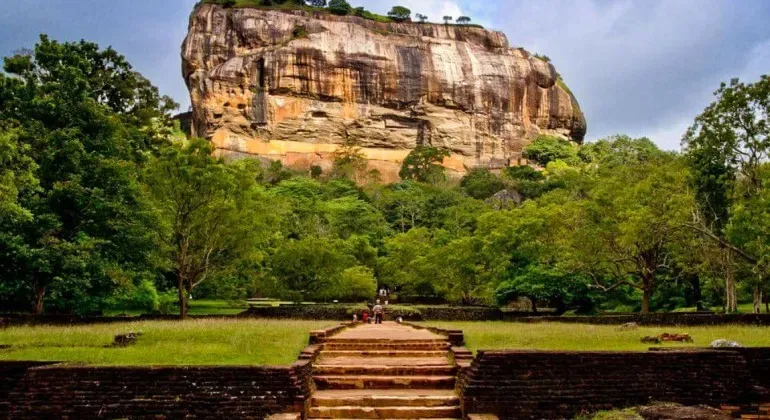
top-left (0, 36), bottom-right (768, 317)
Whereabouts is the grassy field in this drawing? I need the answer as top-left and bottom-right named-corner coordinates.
top-left (0, 319), bottom-right (332, 366)
top-left (425, 321), bottom-right (770, 352)
top-left (104, 299), bottom-right (249, 316)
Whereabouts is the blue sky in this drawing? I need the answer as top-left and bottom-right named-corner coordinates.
top-left (2, 0), bottom-right (769, 150)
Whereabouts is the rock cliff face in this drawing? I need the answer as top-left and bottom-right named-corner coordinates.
top-left (182, 4), bottom-right (586, 181)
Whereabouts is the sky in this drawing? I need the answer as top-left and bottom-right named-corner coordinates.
top-left (2, 0), bottom-right (769, 150)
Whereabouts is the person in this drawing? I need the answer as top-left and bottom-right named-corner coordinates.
top-left (362, 310), bottom-right (369, 324)
top-left (373, 302), bottom-right (384, 324)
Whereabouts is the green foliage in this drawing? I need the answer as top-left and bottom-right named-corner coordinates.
top-left (415, 13), bottom-right (428, 23)
top-left (443, 16), bottom-right (453, 24)
top-left (399, 146), bottom-right (451, 184)
top-left (524, 135), bottom-right (579, 166)
top-left (328, 0), bottom-right (351, 15)
top-left (460, 168), bottom-right (506, 200)
top-left (387, 6), bottom-right (412, 22)
top-left (456, 16), bottom-right (471, 24)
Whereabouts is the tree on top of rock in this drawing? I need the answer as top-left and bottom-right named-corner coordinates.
top-left (415, 13), bottom-right (428, 23)
top-left (388, 6), bottom-right (412, 22)
top-left (328, 0), bottom-right (351, 15)
top-left (443, 16), bottom-right (453, 24)
top-left (456, 16), bottom-right (471, 24)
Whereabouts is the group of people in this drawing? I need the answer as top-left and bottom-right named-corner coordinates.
top-left (358, 299), bottom-right (385, 324)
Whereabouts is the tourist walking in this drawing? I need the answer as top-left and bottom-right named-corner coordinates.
top-left (373, 301), bottom-right (384, 324)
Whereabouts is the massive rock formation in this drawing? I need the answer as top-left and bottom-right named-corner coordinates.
top-left (182, 4), bottom-right (586, 181)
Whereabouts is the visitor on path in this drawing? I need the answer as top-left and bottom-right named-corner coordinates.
top-left (362, 311), bottom-right (369, 324)
top-left (373, 302), bottom-right (384, 324)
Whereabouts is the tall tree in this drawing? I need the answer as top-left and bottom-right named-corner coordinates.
top-left (145, 140), bottom-right (274, 318)
top-left (0, 36), bottom-right (175, 314)
top-left (399, 146), bottom-right (450, 184)
top-left (683, 75), bottom-right (770, 312)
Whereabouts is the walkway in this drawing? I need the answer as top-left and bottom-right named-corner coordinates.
top-left (308, 322), bottom-right (461, 419)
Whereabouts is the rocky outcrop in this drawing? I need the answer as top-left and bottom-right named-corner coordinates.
top-left (182, 4), bottom-right (586, 181)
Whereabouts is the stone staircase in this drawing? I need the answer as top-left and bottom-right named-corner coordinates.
top-left (308, 323), bottom-right (462, 420)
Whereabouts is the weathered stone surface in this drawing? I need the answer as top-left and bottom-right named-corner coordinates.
top-left (182, 5), bottom-right (586, 181)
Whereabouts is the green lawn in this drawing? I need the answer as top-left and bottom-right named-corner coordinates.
top-left (104, 299), bottom-right (249, 316)
top-left (425, 321), bottom-right (770, 352)
top-left (0, 319), bottom-right (332, 366)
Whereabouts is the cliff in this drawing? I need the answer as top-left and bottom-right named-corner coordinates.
top-left (182, 4), bottom-right (586, 181)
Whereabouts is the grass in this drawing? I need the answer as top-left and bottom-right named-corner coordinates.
top-left (104, 299), bottom-right (249, 316)
top-left (424, 321), bottom-right (770, 352)
top-left (0, 319), bottom-right (332, 366)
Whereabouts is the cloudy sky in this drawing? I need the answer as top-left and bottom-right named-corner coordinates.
top-left (2, 0), bottom-right (769, 150)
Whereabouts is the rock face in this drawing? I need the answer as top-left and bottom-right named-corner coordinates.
top-left (182, 4), bottom-right (586, 181)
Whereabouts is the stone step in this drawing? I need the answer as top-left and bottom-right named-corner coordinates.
top-left (308, 418), bottom-right (460, 420)
top-left (325, 339), bottom-right (448, 344)
top-left (316, 357), bottom-right (451, 367)
top-left (309, 405), bottom-right (462, 419)
top-left (313, 364), bottom-right (457, 376)
top-left (324, 342), bottom-right (450, 351)
top-left (320, 350), bottom-right (449, 358)
top-left (314, 375), bottom-right (456, 390)
top-left (311, 389), bottom-right (460, 408)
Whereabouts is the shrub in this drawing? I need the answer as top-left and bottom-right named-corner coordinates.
top-left (328, 0), bottom-right (351, 15)
top-left (387, 6), bottom-right (411, 22)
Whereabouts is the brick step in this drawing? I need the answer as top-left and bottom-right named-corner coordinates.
top-left (309, 405), bottom-right (462, 419)
top-left (314, 375), bottom-right (456, 390)
top-left (319, 350), bottom-right (449, 358)
top-left (311, 389), bottom-right (460, 408)
top-left (323, 342), bottom-right (450, 351)
top-left (313, 365), bottom-right (457, 376)
top-left (308, 418), bottom-right (460, 420)
top-left (316, 357), bottom-right (451, 367)
top-left (325, 339), bottom-right (448, 345)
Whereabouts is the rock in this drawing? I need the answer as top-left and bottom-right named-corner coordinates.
top-left (486, 189), bottom-right (524, 209)
top-left (617, 322), bottom-right (640, 331)
top-left (659, 333), bottom-right (693, 343)
top-left (710, 339), bottom-right (743, 348)
top-left (641, 336), bottom-right (661, 344)
top-left (112, 331), bottom-right (143, 347)
top-left (638, 404), bottom-right (731, 420)
top-left (182, 5), bottom-right (586, 182)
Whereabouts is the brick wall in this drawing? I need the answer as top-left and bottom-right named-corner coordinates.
top-left (460, 349), bottom-right (770, 419)
top-left (2, 364), bottom-right (307, 419)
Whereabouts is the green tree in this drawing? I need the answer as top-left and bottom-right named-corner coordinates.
top-left (443, 16), bottom-right (453, 24)
top-left (388, 6), bottom-right (412, 22)
top-left (331, 140), bottom-right (368, 182)
top-left (399, 146), bottom-right (450, 184)
top-left (145, 140), bottom-right (274, 318)
top-left (524, 135), bottom-right (579, 166)
top-left (460, 168), bottom-right (505, 200)
top-left (336, 266), bottom-right (377, 301)
top-left (683, 75), bottom-right (770, 312)
top-left (415, 13), bottom-right (428, 23)
top-left (328, 0), bottom-right (351, 15)
top-left (456, 16), bottom-right (471, 24)
top-left (0, 36), bottom-right (174, 314)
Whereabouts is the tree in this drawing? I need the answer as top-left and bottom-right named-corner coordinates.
top-left (683, 75), bottom-right (770, 312)
top-left (145, 140), bottom-right (274, 318)
top-left (388, 6), bottom-right (412, 22)
top-left (460, 168), bottom-right (506, 200)
top-left (456, 16), bottom-right (471, 24)
top-left (415, 13), bottom-right (428, 23)
top-left (524, 135), bottom-right (579, 166)
top-left (443, 16), bottom-right (453, 24)
top-left (331, 140), bottom-right (368, 182)
top-left (560, 149), bottom-right (695, 313)
top-left (399, 146), bottom-right (450, 184)
top-left (0, 36), bottom-right (175, 314)
top-left (328, 0), bottom-right (351, 15)
top-left (307, 0), bottom-right (327, 6)
top-left (270, 237), bottom-right (357, 302)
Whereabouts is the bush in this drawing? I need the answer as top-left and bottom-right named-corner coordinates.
top-left (328, 0), bottom-right (351, 15)
top-left (460, 168), bottom-right (506, 199)
top-left (524, 135), bottom-right (579, 166)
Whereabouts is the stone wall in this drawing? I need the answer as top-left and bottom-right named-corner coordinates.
top-left (1, 364), bottom-right (307, 419)
top-left (460, 349), bottom-right (770, 419)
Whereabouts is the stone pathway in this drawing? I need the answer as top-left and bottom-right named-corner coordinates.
top-left (308, 322), bottom-right (461, 419)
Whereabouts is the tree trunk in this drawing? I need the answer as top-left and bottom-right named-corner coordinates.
top-left (753, 281), bottom-right (763, 314)
top-left (530, 297), bottom-right (538, 314)
top-left (690, 275), bottom-right (704, 311)
top-left (33, 283), bottom-right (46, 314)
top-left (724, 250), bottom-right (737, 313)
top-left (641, 288), bottom-right (651, 314)
top-left (178, 275), bottom-right (188, 319)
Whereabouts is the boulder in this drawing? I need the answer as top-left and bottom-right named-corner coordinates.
top-left (710, 339), bottom-right (743, 348)
top-left (182, 5), bottom-right (586, 182)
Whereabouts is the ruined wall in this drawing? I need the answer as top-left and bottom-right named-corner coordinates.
top-left (182, 5), bottom-right (586, 181)
top-left (2, 364), bottom-right (307, 419)
top-left (459, 349), bottom-right (770, 419)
